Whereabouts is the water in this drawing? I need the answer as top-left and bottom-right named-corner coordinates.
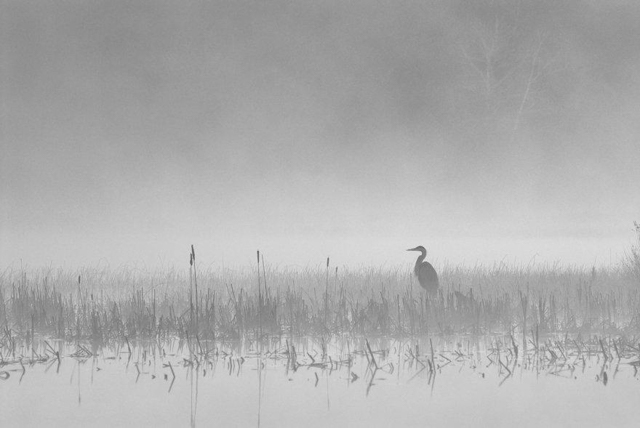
top-left (2, 336), bottom-right (639, 427)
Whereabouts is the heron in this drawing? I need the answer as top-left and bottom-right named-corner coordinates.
top-left (407, 246), bottom-right (439, 293)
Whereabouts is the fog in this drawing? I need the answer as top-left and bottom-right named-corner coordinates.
top-left (1, 1), bottom-right (639, 270)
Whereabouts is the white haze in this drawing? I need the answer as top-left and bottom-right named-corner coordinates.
top-left (1, 1), bottom-right (639, 271)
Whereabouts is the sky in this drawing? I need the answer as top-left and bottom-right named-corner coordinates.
top-left (1, 0), bottom-right (639, 270)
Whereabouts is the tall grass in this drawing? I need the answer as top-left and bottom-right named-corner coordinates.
top-left (624, 221), bottom-right (640, 279)
top-left (1, 253), bottom-right (638, 343)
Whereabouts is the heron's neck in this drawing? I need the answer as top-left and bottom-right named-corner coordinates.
top-left (414, 251), bottom-right (426, 270)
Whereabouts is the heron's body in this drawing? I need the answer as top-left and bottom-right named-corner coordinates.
top-left (407, 246), bottom-right (439, 293)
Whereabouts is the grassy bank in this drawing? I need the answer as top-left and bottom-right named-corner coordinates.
top-left (1, 248), bottom-right (638, 343)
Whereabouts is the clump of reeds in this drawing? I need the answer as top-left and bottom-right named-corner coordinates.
top-left (1, 231), bottom-right (640, 343)
top-left (624, 221), bottom-right (640, 280)
top-left (0, 263), bottom-right (636, 343)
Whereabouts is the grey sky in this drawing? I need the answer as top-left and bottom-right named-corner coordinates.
top-left (2, 1), bottom-right (639, 269)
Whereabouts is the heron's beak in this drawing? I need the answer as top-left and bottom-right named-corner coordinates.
top-left (406, 247), bottom-right (416, 252)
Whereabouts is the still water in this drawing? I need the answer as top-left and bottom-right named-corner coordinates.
top-left (1, 336), bottom-right (639, 427)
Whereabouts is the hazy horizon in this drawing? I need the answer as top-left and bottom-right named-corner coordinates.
top-left (2, 1), bottom-right (639, 271)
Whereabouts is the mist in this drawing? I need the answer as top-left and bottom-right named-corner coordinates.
top-left (2, 0), bottom-right (639, 270)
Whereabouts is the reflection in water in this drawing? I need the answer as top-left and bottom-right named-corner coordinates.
top-left (189, 364), bottom-right (198, 428)
top-left (1, 335), bottom-right (640, 427)
top-left (257, 355), bottom-right (262, 428)
top-left (76, 360), bottom-right (81, 405)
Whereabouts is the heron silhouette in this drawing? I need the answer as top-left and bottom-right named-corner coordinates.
top-left (407, 246), bottom-right (439, 293)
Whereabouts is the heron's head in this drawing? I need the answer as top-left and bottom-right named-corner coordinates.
top-left (407, 246), bottom-right (426, 253)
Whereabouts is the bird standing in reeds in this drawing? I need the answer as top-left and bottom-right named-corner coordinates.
top-left (407, 246), bottom-right (439, 294)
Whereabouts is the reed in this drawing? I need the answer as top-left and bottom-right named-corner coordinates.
top-left (1, 237), bottom-right (639, 343)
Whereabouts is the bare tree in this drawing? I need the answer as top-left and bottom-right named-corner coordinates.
top-left (454, 3), bottom-right (559, 140)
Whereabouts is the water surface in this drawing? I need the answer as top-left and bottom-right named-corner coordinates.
top-left (1, 336), bottom-right (638, 427)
